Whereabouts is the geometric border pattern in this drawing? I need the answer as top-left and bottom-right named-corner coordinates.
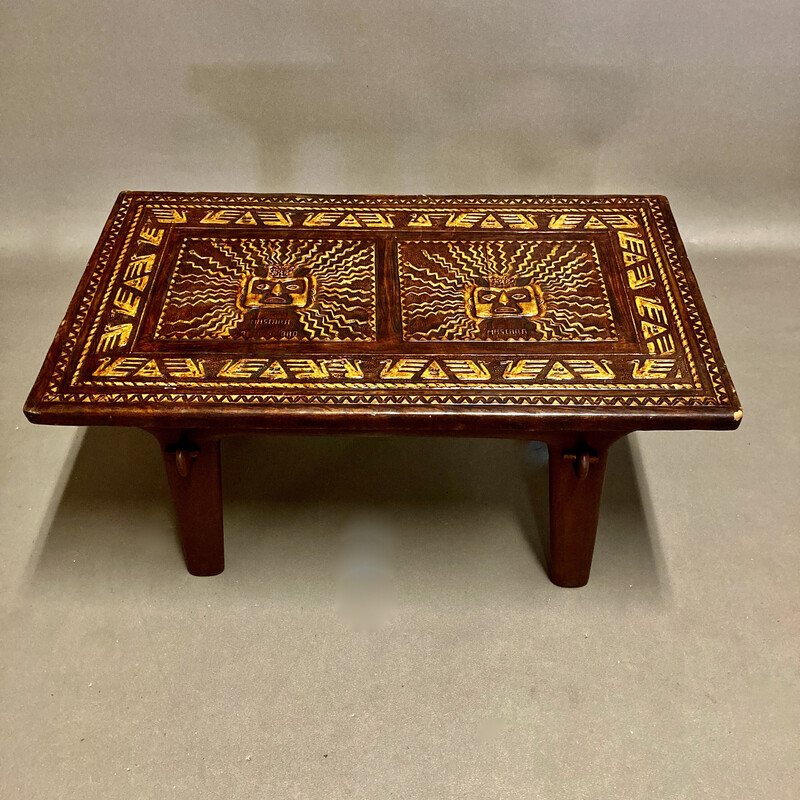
top-left (36, 193), bottom-right (735, 411)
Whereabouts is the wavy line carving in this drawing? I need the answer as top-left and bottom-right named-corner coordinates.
top-left (398, 239), bottom-right (617, 342)
top-left (155, 237), bottom-right (376, 341)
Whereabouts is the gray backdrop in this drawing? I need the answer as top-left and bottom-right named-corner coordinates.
top-left (1, 3), bottom-right (798, 799)
top-left (2, 1), bottom-right (797, 250)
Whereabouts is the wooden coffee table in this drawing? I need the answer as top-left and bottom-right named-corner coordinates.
top-left (24, 193), bottom-right (741, 586)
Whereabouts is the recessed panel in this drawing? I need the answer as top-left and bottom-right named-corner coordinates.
top-left (153, 235), bottom-right (377, 342)
top-left (398, 238), bottom-right (617, 342)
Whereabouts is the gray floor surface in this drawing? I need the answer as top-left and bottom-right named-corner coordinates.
top-left (1, 245), bottom-right (797, 798)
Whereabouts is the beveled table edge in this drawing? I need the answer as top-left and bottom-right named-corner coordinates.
top-left (24, 398), bottom-right (742, 435)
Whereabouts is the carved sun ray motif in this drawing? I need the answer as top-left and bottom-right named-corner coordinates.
top-left (155, 237), bottom-right (376, 342)
top-left (398, 239), bottom-right (616, 342)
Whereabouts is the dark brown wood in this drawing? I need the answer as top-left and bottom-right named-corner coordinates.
top-left (23, 193), bottom-right (743, 586)
top-left (23, 192), bottom-right (742, 434)
top-left (545, 433), bottom-right (619, 587)
top-left (154, 430), bottom-right (224, 576)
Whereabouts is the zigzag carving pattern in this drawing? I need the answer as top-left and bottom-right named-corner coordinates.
top-left (35, 195), bottom-right (736, 414)
top-left (399, 239), bottom-right (616, 342)
top-left (155, 237), bottom-right (376, 342)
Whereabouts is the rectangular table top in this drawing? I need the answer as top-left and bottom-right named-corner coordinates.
top-left (25, 193), bottom-right (741, 435)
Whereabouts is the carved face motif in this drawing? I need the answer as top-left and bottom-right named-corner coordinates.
top-left (240, 275), bottom-right (311, 310)
top-left (470, 283), bottom-right (542, 318)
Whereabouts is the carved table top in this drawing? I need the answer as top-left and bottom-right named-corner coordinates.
top-left (25, 193), bottom-right (742, 435)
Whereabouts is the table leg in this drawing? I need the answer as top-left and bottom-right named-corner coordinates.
top-left (153, 431), bottom-right (224, 576)
top-left (546, 434), bottom-right (619, 587)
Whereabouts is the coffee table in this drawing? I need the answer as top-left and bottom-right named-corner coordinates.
top-left (24, 193), bottom-right (741, 586)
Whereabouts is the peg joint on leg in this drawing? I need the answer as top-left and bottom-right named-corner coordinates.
top-left (562, 444), bottom-right (599, 480)
top-left (165, 440), bottom-right (200, 478)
